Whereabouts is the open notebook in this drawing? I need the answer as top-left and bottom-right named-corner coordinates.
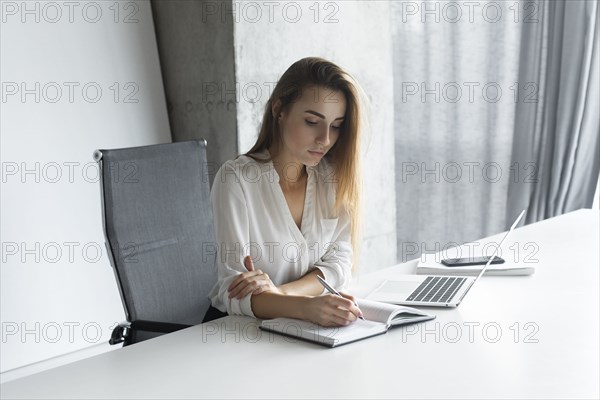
top-left (258, 298), bottom-right (435, 348)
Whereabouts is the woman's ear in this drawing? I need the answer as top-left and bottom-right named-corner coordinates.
top-left (271, 98), bottom-right (282, 118)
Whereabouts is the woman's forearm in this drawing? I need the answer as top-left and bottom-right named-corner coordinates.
top-left (250, 292), bottom-right (309, 319)
top-left (277, 268), bottom-right (324, 296)
top-left (249, 268), bottom-right (327, 319)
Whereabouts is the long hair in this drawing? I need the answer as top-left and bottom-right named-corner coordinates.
top-left (243, 57), bottom-right (368, 273)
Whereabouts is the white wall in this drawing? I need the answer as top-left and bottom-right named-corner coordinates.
top-left (0, 0), bottom-right (171, 373)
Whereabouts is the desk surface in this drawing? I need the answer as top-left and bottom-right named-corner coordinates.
top-left (2, 209), bottom-right (599, 399)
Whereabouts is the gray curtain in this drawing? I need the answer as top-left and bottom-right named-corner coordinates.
top-left (507, 0), bottom-right (600, 227)
top-left (392, 2), bottom-right (522, 262)
top-left (393, 0), bottom-right (599, 263)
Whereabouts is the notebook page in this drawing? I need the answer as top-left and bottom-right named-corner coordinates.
top-left (357, 298), bottom-right (432, 326)
top-left (356, 298), bottom-right (401, 323)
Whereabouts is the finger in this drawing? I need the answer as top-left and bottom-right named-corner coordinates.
top-left (318, 296), bottom-right (355, 325)
top-left (228, 271), bottom-right (250, 291)
top-left (332, 305), bottom-right (357, 323)
top-left (339, 291), bottom-right (356, 303)
top-left (228, 276), bottom-right (242, 292)
top-left (228, 274), bottom-right (256, 297)
top-left (229, 280), bottom-right (252, 298)
top-left (238, 275), bottom-right (274, 298)
top-left (244, 255), bottom-right (255, 272)
top-left (327, 294), bottom-right (354, 309)
top-left (325, 312), bottom-right (354, 327)
top-left (228, 271), bottom-right (257, 292)
top-left (339, 292), bottom-right (360, 313)
top-left (236, 280), bottom-right (263, 299)
top-left (231, 275), bottom-right (268, 299)
top-left (332, 296), bottom-right (362, 320)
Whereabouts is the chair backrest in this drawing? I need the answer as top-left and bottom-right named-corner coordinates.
top-left (94, 140), bottom-right (217, 326)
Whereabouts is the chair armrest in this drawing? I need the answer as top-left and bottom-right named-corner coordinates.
top-left (109, 321), bottom-right (131, 345)
top-left (130, 320), bottom-right (192, 333)
top-left (109, 320), bottom-right (192, 345)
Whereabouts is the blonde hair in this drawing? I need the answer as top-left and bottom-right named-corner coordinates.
top-left (244, 57), bottom-right (367, 273)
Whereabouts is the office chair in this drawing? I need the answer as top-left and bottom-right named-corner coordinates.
top-left (93, 139), bottom-right (218, 346)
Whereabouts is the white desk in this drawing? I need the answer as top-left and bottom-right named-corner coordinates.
top-left (2, 209), bottom-right (598, 399)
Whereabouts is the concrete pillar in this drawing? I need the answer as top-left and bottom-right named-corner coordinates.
top-left (151, 0), bottom-right (238, 186)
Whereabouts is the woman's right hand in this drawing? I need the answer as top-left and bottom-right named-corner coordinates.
top-left (302, 294), bottom-right (363, 327)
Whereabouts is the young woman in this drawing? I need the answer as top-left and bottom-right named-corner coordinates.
top-left (205, 57), bottom-right (366, 327)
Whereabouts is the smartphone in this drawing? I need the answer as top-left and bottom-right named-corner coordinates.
top-left (441, 256), bottom-right (505, 267)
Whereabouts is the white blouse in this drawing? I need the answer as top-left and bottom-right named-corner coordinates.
top-left (207, 148), bottom-right (353, 317)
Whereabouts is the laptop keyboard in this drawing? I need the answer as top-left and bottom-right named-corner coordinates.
top-left (407, 276), bottom-right (467, 303)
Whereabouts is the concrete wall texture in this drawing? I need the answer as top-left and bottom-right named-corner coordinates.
top-left (153, 0), bottom-right (397, 276)
top-left (152, 0), bottom-right (238, 188)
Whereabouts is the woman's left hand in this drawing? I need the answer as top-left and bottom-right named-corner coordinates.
top-left (227, 256), bottom-right (283, 299)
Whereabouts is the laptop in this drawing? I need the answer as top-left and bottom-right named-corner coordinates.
top-left (366, 209), bottom-right (527, 308)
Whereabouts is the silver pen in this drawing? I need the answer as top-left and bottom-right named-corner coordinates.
top-left (316, 275), bottom-right (365, 320)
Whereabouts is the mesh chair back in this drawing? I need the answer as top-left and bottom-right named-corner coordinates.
top-left (96, 140), bottom-right (216, 326)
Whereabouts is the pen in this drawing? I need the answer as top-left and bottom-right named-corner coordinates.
top-left (316, 275), bottom-right (365, 320)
